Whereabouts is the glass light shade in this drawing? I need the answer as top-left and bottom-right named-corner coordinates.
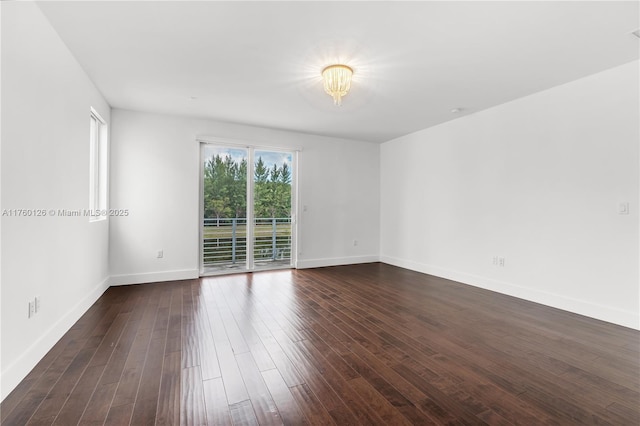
top-left (322, 64), bottom-right (353, 106)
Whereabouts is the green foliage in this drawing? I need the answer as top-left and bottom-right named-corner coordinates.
top-left (203, 154), bottom-right (291, 220)
top-left (255, 157), bottom-right (268, 183)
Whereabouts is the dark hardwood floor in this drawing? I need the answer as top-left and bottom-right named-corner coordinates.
top-left (2, 263), bottom-right (638, 425)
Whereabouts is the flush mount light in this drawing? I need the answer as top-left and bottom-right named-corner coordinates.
top-left (322, 64), bottom-right (353, 106)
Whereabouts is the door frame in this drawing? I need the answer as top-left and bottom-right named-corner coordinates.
top-left (198, 137), bottom-right (299, 276)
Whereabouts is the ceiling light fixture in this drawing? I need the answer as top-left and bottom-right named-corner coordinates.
top-left (322, 64), bottom-right (353, 106)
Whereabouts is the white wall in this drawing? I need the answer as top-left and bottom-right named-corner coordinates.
top-left (381, 61), bottom-right (639, 329)
top-left (108, 109), bottom-right (380, 284)
top-left (1, 2), bottom-right (111, 399)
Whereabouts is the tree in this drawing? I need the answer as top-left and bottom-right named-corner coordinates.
top-left (203, 156), bottom-right (223, 221)
top-left (204, 154), bottom-right (292, 220)
top-left (228, 158), bottom-right (247, 218)
top-left (279, 163), bottom-right (291, 184)
top-left (203, 154), bottom-right (247, 222)
top-left (254, 157), bottom-right (268, 183)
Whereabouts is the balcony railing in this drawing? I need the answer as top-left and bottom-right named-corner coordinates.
top-left (203, 217), bottom-right (292, 266)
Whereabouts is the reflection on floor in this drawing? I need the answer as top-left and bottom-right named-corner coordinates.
top-left (202, 259), bottom-right (292, 275)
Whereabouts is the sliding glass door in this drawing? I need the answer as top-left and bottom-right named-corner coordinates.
top-left (200, 144), bottom-right (295, 274)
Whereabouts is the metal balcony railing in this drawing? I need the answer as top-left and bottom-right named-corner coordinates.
top-left (202, 217), bottom-right (292, 266)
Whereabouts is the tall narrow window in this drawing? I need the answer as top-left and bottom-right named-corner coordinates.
top-left (89, 108), bottom-right (107, 221)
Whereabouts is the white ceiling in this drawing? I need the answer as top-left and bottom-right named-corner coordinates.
top-left (37, 1), bottom-right (639, 143)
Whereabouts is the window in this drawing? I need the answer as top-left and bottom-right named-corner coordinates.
top-left (89, 108), bottom-right (107, 221)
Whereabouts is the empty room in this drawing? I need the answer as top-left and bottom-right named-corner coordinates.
top-left (1, 1), bottom-right (638, 425)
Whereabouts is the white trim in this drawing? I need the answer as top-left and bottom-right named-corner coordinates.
top-left (198, 143), bottom-right (206, 275)
top-left (247, 147), bottom-right (255, 269)
top-left (0, 276), bottom-right (110, 401)
top-left (196, 135), bottom-right (302, 152)
top-left (89, 106), bottom-right (106, 126)
top-left (290, 150), bottom-right (299, 269)
top-left (108, 269), bottom-right (199, 286)
top-left (380, 255), bottom-right (640, 330)
top-left (296, 255), bottom-right (380, 269)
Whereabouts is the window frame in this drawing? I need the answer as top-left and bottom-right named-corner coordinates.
top-left (89, 107), bottom-right (108, 222)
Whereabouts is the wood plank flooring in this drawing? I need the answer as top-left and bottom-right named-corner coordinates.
top-left (1, 263), bottom-right (638, 425)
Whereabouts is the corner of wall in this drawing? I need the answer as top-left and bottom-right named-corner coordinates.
top-left (0, 276), bottom-right (110, 401)
top-left (380, 255), bottom-right (639, 330)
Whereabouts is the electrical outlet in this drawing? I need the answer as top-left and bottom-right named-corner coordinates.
top-left (157, 250), bottom-right (163, 259)
top-left (499, 257), bottom-right (505, 267)
top-left (28, 300), bottom-right (35, 318)
top-left (35, 296), bottom-right (41, 313)
top-left (353, 239), bottom-right (358, 246)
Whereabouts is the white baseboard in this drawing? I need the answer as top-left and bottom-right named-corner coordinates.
top-left (296, 255), bottom-right (379, 269)
top-left (108, 269), bottom-right (200, 286)
top-left (380, 255), bottom-right (639, 330)
top-left (0, 276), bottom-right (110, 401)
